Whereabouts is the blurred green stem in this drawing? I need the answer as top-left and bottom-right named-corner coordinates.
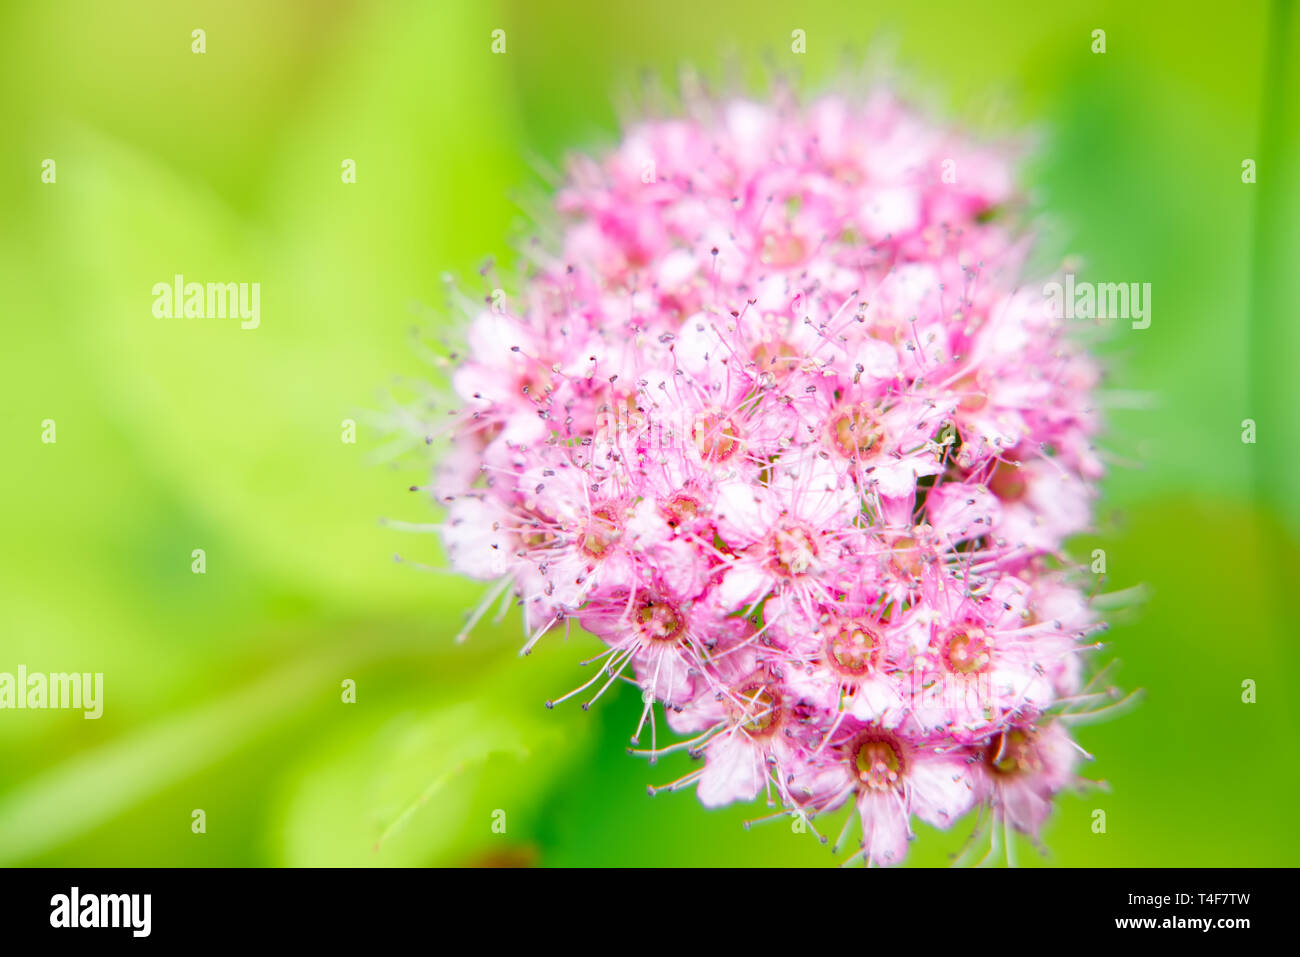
top-left (1246, 0), bottom-right (1300, 738)
top-left (0, 632), bottom-right (418, 864)
top-left (1247, 0), bottom-right (1298, 526)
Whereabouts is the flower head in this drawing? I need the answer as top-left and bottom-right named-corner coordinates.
top-left (430, 84), bottom-right (1106, 865)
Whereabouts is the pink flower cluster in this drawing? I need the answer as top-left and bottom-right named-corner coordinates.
top-left (433, 88), bottom-right (1104, 865)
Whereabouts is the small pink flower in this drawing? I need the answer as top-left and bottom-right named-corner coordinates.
top-left (972, 721), bottom-right (1081, 839)
top-left (792, 726), bottom-right (979, 867)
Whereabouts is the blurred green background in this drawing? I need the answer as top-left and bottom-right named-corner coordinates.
top-left (2, 0), bottom-right (1297, 867)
